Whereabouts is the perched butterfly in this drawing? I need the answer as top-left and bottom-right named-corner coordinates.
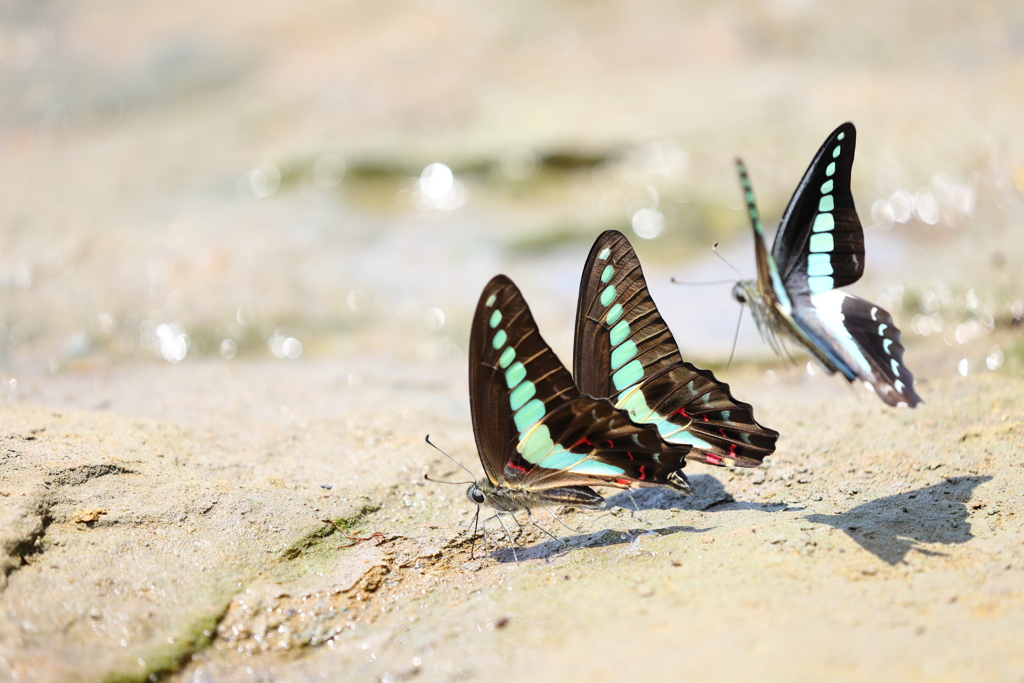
top-left (731, 122), bottom-right (921, 407)
top-left (461, 274), bottom-right (695, 526)
top-left (574, 230), bottom-right (778, 468)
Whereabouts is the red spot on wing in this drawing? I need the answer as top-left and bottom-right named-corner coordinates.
top-left (606, 440), bottom-right (614, 448)
top-left (571, 436), bottom-right (595, 450)
top-left (638, 465), bottom-right (646, 480)
top-left (672, 406), bottom-right (690, 418)
top-left (626, 451), bottom-right (634, 460)
top-left (718, 428), bottom-right (728, 438)
top-left (506, 462), bottom-right (528, 473)
top-left (614, 478), bottom-right (631, 486)
top-left (728, 444), bottom-right (737, 455)
top-left (701, 415), bottom-right (709, 422)
top-left (705, 453), bottom-right (722, 466)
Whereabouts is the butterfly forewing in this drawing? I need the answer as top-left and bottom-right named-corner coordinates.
top-left (574, 230), bottom-right (778, 467)
top-left (470, 275), bottom-right (580, 485)
top-left (471, 274), bottom-right (694, 491)
top-left (772, 122), bottom-right (865, 296)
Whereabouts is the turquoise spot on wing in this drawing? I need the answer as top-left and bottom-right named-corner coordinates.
top-left (818, 195), bottom-right (835, 212)
top-left (883, 339), bottom-right (894, 354)
top-left (489, 310), bottom-right (502, 328)
top-left (808, 275), bottom-right (834, 293)
top-left (519, 424), bottom-right (553, 464)
top-left (826, 162), bottom-right (836, 177)
top-left (809, 233), bottom-right (834, 253)
top-left (612, 359), bottom-right (644, 391)
top-left (513, 399), bottom-right (545, 432)
top-left (600, 285), bottom-right (617, 306)
top-left (821, 179), bottom-right (834, 193)
top-left (890, 359), bottom-right (900, 377)
top-left (610, 340), bottom-right (638, 370)
top-left (569, 461), bottom-right (625, 476)
top-left (509, 380), bottom-right (537, 411)
top-left (598, 247), bottom-right (611, 260)
top-left (505, 362), bottom-right (526, 388)
top-left (721, 410), bottom-right (730, 421)
top-left (609, 320), bottom-right (631, 346)
top-left (606, 304), bottom-right (623, 324)
top-left (807, 257), bottom-right (834, 277)
top-left (600, 265), bottom-right (615, 283)
top-left (617, 387), bottom-right (653, 422)
top-left (812, 213), bottom-right (835, 233)
top-left (538, 449), bottom-right (584, 470)
top-left (832, 145), bottom-right (842, 159)
top-left (894, 379), bottom-right (905, 393)
top-left (491, 330), bottom-right (507, 349)
top-left (837, 132), bottom-right (846, 141)
top-left (498, 346), bottom-right (516, 368)
top-left (485, 294), bottom-right (496, 307)
top-left (665, 430), bottom-right (713, 449)
top-left (878, 323), bottom-right (888, 336)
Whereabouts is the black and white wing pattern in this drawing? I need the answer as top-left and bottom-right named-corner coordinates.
top-left (469, 275), bottom-right (695, 493)
top-left (737, 123), bottom-right (922, 407)
top-left (574, 231), bottom-right (778, 468)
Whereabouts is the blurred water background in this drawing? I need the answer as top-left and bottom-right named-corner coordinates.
top-left (1, 0), bottom-right (1022, 418)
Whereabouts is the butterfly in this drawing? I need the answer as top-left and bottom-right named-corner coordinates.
top-left (462, 274), bottom-right (696, 528)
top-left (731, 122), bottom-right (922, 407)
top-left (574, 230), bottom-right (779, 469)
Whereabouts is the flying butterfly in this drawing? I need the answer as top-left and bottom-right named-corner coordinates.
top-left (731, 122), bottom-right (921, 407)
top-left (574, 230), bottom-right (779, 469)
top-left (444, 274), bottom-right (696, 555)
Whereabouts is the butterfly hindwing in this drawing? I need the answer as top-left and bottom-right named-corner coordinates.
top-left (574, 231), bottom-right (778, 467)
top-left (471, 275), bottom-right (694, 491)
top-left (772, 122), bottom-right (865, 296)
top-left (791, 291), bottom-right (922, 407)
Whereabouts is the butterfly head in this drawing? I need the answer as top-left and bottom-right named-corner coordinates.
top-left (466, 483), bottom-right (487, 506)
top-left (732, 281), bottom-right (749, 304)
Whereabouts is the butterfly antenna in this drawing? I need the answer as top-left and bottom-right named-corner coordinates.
top-left (726, 304), bottom-right (744, 370)
top-left (424, 434), bottom-right (477, 482)
top-left (711, 242), bottom-right (744, 278)
top-left (669, 277), bottom-right (736, 286)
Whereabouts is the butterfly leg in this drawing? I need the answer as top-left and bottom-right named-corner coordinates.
top-left (544, 506), bottom-right (582, 534)
top-left (526, 508), bottom-right (566, 547)
top-left (492, 512), bottom-right (520, 563)
top-left (624, 489), bottom-right (649, 525)
top-left (468, 506), bottom-right (481, 560)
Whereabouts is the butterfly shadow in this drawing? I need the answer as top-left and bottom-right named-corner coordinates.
top-left (490, 521), bottom-right (714, 564)
top-left (804, 475), bottom-right (993, 565)
top-left (604, 473), bottom-right (774, 513)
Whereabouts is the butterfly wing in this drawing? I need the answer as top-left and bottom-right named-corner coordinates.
top-left (573, 231), bottom-right (778, 467)
top-left (771, 122), bottom-right (865, 293)
top-left (470, 275), bottom-right (694, 491)
top-left (763, 123), bottom-right (921, 407)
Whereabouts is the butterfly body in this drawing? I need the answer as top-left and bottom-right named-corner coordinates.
top-left (734, 123), bottom-right (921, 408)
top-left (464, 274), bottom-right (696, 520)
top-left (575, 230), bottom-right (779, 468)
top-left (465, 481), bottom-right (605, 513)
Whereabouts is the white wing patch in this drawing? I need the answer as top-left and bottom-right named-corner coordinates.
top-left (809, 289), bottom-right (873, 377)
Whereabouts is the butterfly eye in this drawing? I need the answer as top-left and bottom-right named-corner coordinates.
top-left (467, 487), bottom-right (486, 505)
top-left (732, 283), bottom-right (747, 304)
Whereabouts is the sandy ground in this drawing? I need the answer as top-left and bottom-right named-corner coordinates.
top-left (2, 1), bottom-right (1024, 681)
